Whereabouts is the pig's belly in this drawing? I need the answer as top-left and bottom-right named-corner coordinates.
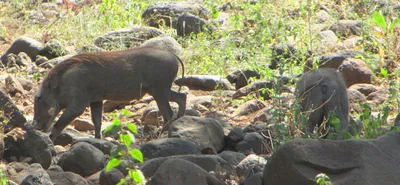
top-left (99, 85), bottom-right (150, 102)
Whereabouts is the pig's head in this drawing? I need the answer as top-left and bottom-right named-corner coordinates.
top-left (33, 78), bottom-right (60, 132)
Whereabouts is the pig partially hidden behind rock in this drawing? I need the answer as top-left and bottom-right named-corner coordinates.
top-left (33, 47), bottom-right (187, 141)
top-left (294, 68), bottom-right (349, 139)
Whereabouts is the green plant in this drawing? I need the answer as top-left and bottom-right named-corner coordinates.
top-left (0, 172), bottom-right (7, 185)
top-left (359, 104), bottom-right (389, 139)
top-left (104, 109), bottom-right (145, 185)
top-left (369, 10), bottom-right (400, 73)
top-left (315, 173), bottom-right (333, 185)
top-left (0, 26), bottom-right (6, 38)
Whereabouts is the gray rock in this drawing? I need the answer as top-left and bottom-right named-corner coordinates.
top-left (263, 131), bottom-right (400, 185)
top-left (38, 54), bottom-right (73, 68)
top-left (329, 20), bottom-right (362, 37)
top-left (76, 45), bottom-right (105, 53)
top-left (243, 123), bottom-right (269, 133)
top-left (226, 69), bottom-right (263, 90)
top-left (232, 81), bottom-right (274, 100)
top-left (12, 163), bottom-right (52, 185)
top-left (8, 162), bottom-right (29, 173)
top-left (218, 151), bottom-right (246, 166)
top-left (4, 123), bottom-right (55, 169)
top-left (140, 36), bottom-right (182, 55)
top-left (0, 82), bottom-right (26, 130)
top-left (94, 26), bottom-right (164, 50)
top-left (5, 75), bottom-right (25, 95)
top-left (270, 43), bottom-right (304, 70)
top-left (338, 58), bottom-right (373, 87)
top-left (233, 99), bottom-right (266, 116)
top-left (140, 138), bottom-right (201, 160)
top-left (146, 158), bottom-right (225, 185)
top-left (225, 127), bottom-right (245, 149)
top-left (170, 116), bottom-right (225, 154)
top-left (1, 37), bottom-right (44, 64)
top-left (54, 127), bottom-right (92, 146)
top-left (176, 13), bottom-right (215, 36)
top-left (316, 30), bottom-right (339, 49)
top-left (314, 10), bottom-right (333, 24)
top-left (142, 2), bottom-right (211, 28)
top-left (40, 39), bottom-right (68, 59)
top-left (366, 90), bottom-right (387, 105)
top-left (71, 138), bottom-right (116, 155)
top-left (57, 142), bottom-right (106, 177)
top-left (305, 53), bottom-right (346, 71)
top-left (347, 89), bottom-right (367, 113)
top-left (47, 165), bottom-right (63, 172)
top-left (240, 172), bottom-right (263, 185)
top-left (304, 50), bottom-right (367, 71)
top-left (99, 168), bottom-right (124, 185)
top-left (236, 154), bottom-right (266, 179)
top-left (349, 83), bottom-right (378, 96)
top-left (174, 75), bottom-right (233, 91)
top-left (141, 154), bottom-right (235, 178)
top-left (235, 132), bottom-right (269, 155)
top-left (47, 171), bottom-right (91, 185)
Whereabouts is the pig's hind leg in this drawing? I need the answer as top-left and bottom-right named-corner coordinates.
top-left (90, 101), bottom-right (103, 139)
top-left (169, 90), bottom-right (187, 119)
top-left (151, 87), bottom-right (174, 138)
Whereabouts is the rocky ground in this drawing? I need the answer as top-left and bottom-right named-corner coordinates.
top-left (0, 0), bottom-right (400, 185)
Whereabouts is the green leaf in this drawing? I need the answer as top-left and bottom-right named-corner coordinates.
top-left (112, 118), bottom-right (122, 125)
top-left (343, 131), bottom-right (352, 140)
top-left (117, 178), bottom-right (127, 185)
top-left (126, 123), bottom-right (138, 134)
top-left (130, 169), bottom-right (146, 183)
top-left (211, 6), bottom-right (220, 19)
top-left (120, 109), bottom-right (132, 117)
top-left (120, 133), bottom-right (132, 148)
top-left (373, 11), bottom-right (386, 30)
top-left (130, 149), bottom-right (144, 163)
top-left (380, 67), bottom-right (389, 77)
top-left (389, 17), bottom-right (399, 32)
top-left (103, 118), bottom-right (122, 134)
top-left (110, 144), bottom-right (123, 158)
top-left (105, 158), bottom-right (121, 172)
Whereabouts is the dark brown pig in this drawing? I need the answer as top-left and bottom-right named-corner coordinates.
top-left (294, 68), bottom-right (349, 139)
top-left (33, 47), bottom-right (187, 141)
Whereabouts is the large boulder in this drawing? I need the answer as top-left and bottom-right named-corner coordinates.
top-left (57, 142), bottom-right (106, 177)
top-left (263, 131), bottom-right (400, 185)
top-left (94, 26), bottom-right (164, 50)
top-left (170, 116), bottom-right (225, 154)
top-left (141, 154), bottom-right (235, 179)
top-left (226, 69), bottom-right (263, 90)
top-left (176, 13), bottom-right (215, 36)
top-left (11, 163), bottom-right (52, 185)
top-left (174, 75), bottom-right (233, 91)
top-left (1, 37), bottom-right (44, 64)
top-left (140, 36), bottom-right (182, 55)
top-left (142, 2), bottom-right (211, 28)
top-left (0, 89), bottom-right (26, 130)
top-left (329, 20), bottom-right (363, 37)
top-left (47, 171), bottom-right (91, 185)
top-left (4, 123), bottom-right (55, 169)
top-left (338, 58), bottom-right (374, 87)
top-left (99, 168), bottom-right (124, 185)
top-left (71, 138), bottom-right (116, 155)
top-left (146, 158), bottom-right (225, 185)
top-left (140, 138), bottom-right (201, 160)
